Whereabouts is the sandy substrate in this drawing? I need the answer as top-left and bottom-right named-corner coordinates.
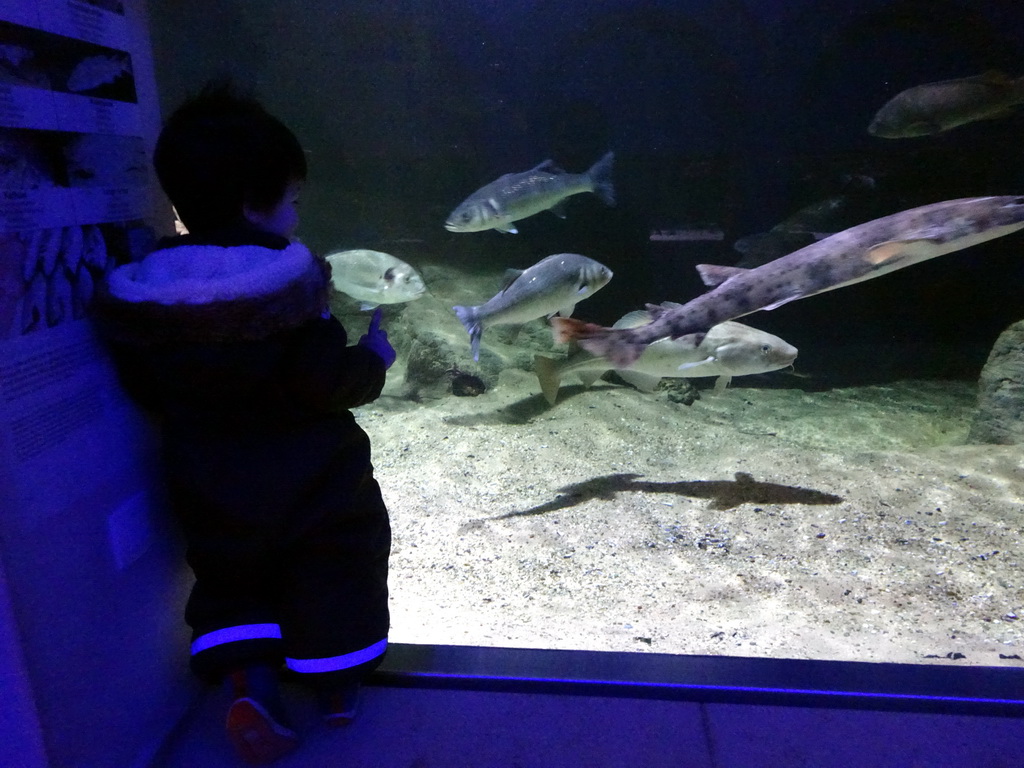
top-left (333, 262), bottom-right (1023, 669)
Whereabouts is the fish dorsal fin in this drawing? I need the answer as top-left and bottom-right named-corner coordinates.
top-left (697, 264), bottom-right (748, 288)
top-left (864, 238), bottom-right (941, 266)
top-left (659, 301), bottom-right (685, 310)
top-left (645, 303), bottom-right (668, 320)
top-left (532, 159), bottom-right (565, 174)
top-left (499, 268), bottom-right (525, 292)
top-left (612, 310), bottom-right (653, 329)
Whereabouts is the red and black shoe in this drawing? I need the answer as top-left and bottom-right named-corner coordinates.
top-left (224, 667), bottom-right (297, 764)
top-left (225, 696), bottom-right (298, 765)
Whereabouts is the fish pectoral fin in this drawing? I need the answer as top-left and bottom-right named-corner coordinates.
top-left (359, 301), bottom-right (380, 311)
top-left (499, 269), bottom-right (525, 293)
top-left (495, 223), bottom-right (519, 234)
top-left (765, 290), bottom-right (802, 311)
top-left (906, 121), bottom-right (942, 135)
top-left (696, 263), bottom-right (749, 288)
top-left (678, 356), bottom-right (716, 371)
top-left (713, 375), bottom-right (732, 394)
top-left (549, 201), bottom-right (569, 219)
top-left (864, 238), bottom-right (940, 266)
top-left (577, 370), bottom-right (605, 389)
top-left (617, 370), bottom-right (661, 393)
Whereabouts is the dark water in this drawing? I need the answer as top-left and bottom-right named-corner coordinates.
top-left (148, 0), bottom-right (1024, 383)
top-left (141, 0), bottom-right (1024, 669)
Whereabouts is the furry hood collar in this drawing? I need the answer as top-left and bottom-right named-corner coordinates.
top-left (96, 241), bottom-right (330, 345)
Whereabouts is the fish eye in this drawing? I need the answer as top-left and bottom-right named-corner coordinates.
top-left (761, 344), bottom-right (772, 354)
top-left (383, 267), bottom-right (395, 282)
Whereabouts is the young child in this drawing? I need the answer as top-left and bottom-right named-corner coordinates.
top-left (95, 83), bottom-right (395, 764)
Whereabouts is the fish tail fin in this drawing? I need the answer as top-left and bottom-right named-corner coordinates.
top-left (534, 354), bottom-right (562, 405)
top-left (550, 317), bottom-right (644, 368)
top-left (550, 316), bottom-right (589, 345)
top-left (453, 305), bottom-right (483, 361)
top-left (587, 151), bottom-right (615, 206)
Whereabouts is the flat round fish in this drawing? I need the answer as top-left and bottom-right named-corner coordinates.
top-left (325, 249), bottom-right (426, 308)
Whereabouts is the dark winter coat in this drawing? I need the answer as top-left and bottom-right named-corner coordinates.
top-left (93, 229), bottom-right (391, 685)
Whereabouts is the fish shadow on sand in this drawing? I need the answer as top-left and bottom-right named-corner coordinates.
top-left (442, 383), bottom-right (644, 427)
top-left (442, 391), bottom-right (555, 426)
top-left (494, 471), bottom-right (843, 518)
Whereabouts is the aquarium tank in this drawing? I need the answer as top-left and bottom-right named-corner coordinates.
top-left (145, 0), bottom-right (1022, 670)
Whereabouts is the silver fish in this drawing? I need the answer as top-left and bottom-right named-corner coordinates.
top-left (325, 249), bottom-right (426, 310)
top-left (868, 71), bottom-right (1024, 138)
top-left (535, 311), bottom-right (797, 405)
top-left (444, 152), bottom-right (615, 234)
top-left (454, 253), bottom-right (612, 361)
top-left (554, 196), bottom-right (1024, 367)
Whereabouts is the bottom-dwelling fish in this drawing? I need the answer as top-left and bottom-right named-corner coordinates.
top-left (454, 253), bottom-right (612, 361)
top-left (535, 309), bottom-right (797, 405)
top-left (554, 196), bottom-right (1024, 368)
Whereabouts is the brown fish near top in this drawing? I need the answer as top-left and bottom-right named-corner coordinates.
top-left (553, 196), bottom-right (1024, 368)
top-left (868, 71), bottom-right (1024, 138)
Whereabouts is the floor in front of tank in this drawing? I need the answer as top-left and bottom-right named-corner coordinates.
top-left (153, 681), bottom-right (1023, 767)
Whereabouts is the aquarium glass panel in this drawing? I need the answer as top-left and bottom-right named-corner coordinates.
top-left (146, 0), bottom-right (1024, 669)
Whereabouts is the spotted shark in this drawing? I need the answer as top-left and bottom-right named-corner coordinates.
top-left (553, 196), bottom-right (1024, 368)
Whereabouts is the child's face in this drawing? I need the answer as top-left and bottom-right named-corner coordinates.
top-left (245, 180), bottom-right (302, 239)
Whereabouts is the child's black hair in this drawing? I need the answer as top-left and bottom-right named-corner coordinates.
top-left (153, 81), bottom-right (307, 235)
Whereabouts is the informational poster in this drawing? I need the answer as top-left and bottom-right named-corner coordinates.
top-left (0, 4), bottom-right (186, 767)
top-left (0, 3), bottom-right (155, 337)
top-left (0, 0), bottom-right (161, 535)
